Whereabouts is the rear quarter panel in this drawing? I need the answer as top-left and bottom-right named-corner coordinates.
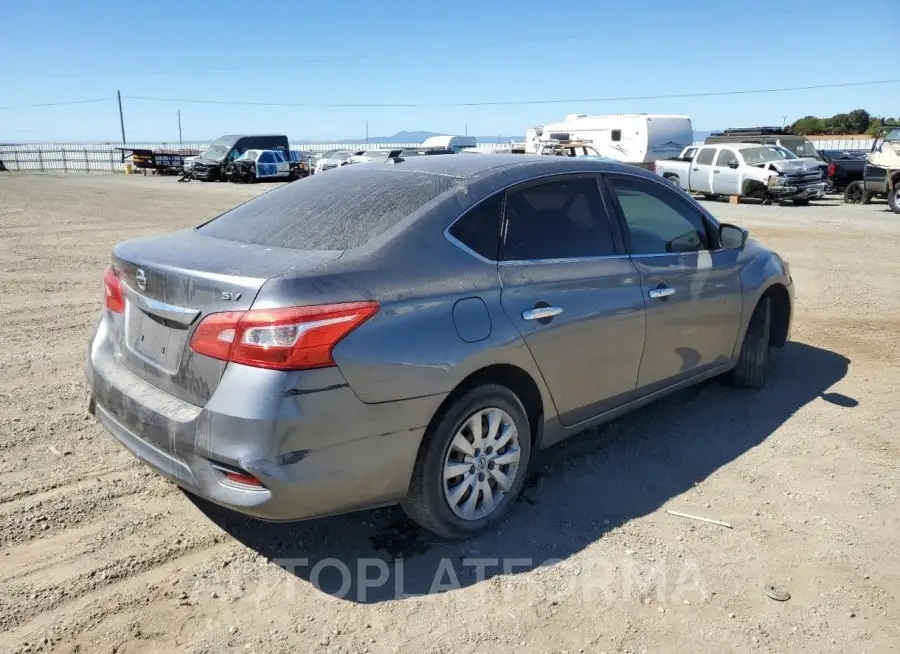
top-left (251, 182), bottom-right (557, 420)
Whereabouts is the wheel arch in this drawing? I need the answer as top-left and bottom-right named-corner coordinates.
top-left (424, 364), bottom-right (546, 450)
top-left (762, 282), bottom-right (791, 348)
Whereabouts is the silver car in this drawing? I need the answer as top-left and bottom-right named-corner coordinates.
top-left (86, 156), bottom-right (794, 539)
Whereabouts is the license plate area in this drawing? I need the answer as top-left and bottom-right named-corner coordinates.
top-left (125, 302), bottom-right (189, 374)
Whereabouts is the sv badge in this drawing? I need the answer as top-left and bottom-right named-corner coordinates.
top-left (221, 292), bottom-right (242, 301)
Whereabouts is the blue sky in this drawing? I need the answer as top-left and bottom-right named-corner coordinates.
top-left (1, 0), bottom-right (897, 142)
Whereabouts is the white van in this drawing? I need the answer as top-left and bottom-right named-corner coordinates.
top-left (526, 114), bottom-right (693, 168)
top-left (420, 135), bottom-right (478, 153)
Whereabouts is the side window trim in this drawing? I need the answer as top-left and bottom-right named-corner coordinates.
top-left (498, 172), bottom-right (627, 264)
top-left (600, 171), bottom-right (723, 255)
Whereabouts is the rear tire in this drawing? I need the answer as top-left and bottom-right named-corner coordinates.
top-left (843, 181), bottom-right (865, 204)
top-left (729, 296), bottom-right (771, 389)
top-left (402, 384), bottom-right (532, 539)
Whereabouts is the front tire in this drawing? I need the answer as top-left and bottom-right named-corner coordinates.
top-left (402, 384), bottom-right (532, 539)
top-left (729, 296), bottom-right (771, 389)
top-left (889, 186), bottom-right (900, 214)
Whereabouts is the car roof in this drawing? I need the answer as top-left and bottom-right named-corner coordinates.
top-left (358, 153), bottom-right (660, 186)
top-left (698, 142), bottom-right (779, 150)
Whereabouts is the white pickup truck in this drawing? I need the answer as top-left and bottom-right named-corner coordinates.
top-left (654, 142), bottom-right (827, 205)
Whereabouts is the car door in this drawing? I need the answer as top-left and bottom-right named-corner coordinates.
top-left (690, 147), bottom-right (716, 193)
top-left (497, 175), bottom-right (646, 426)
top-left (712, 148), bottom-right (741, 195)
top-left (256, 151), bottom-right (277, 178)
top-left (273, 150), bottom-right (291, 176)
top-left (603, 173), bottom-right (743, 391)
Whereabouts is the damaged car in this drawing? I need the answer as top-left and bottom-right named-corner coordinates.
top-left (654, 143), bottom-right (826, 205)
top-left (191, 135), bottom-right (290, 182)
top-left (230, 149), bottom-right (294, 183)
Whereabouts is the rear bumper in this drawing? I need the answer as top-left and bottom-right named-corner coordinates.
top-left (85, 318), bottom-right (444, 521)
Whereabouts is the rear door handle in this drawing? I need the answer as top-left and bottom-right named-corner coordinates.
top-left (692, 167), bottom-right (700, 171)
top-left (522, 307), bottom-right (563, 320)
top-left (648, 287), bottom-right (676, 299)
top-left (713, 169), bottom-right (721, 174)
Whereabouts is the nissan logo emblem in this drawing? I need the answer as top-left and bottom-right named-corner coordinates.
top-left (135, 268), bottom-right (147, 291)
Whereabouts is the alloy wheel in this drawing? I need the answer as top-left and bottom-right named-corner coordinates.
top-left (442, 408), bottom-right (521, 521)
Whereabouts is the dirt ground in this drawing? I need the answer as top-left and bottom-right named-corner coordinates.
top-left (1, 173), bottom-right (899, 654)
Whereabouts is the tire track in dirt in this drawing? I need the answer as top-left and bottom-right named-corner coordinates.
top-left (0, 507), bottom-right (222, 633)
top-left (1, 543), bottom-right (235, 653)
top-left (0, 470), bottom-right (176, 548)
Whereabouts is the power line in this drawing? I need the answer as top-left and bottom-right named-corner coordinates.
top-left (0, 97), bottom-right (114, 110)
top-left (124, 79), bottom-right (900, 109)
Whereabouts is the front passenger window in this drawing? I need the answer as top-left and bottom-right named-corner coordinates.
top-left (606, 175), bottom-right (710, 255)
top-left (715, 149), bottom-right (738, 167)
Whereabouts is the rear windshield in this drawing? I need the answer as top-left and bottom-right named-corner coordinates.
top-left (198, 168), bottom-right (456, 250)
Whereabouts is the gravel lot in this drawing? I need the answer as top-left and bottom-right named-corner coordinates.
top-left (1, 173), bottom-right (899, 654)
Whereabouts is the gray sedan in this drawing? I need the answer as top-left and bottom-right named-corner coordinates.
top-left (85, 155), bottom-right (794, 539)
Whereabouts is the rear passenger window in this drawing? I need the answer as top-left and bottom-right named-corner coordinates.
top-left (696, 148), bottom-right (716, 165)
top-left (448, 193), bottom-right (503, 260)
top-left (501, 177), bottom-right (616, 261)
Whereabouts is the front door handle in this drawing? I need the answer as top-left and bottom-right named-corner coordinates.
top-left (648, 287), bottom-right (676, 299)
top-left (713, 169), bottom-right (721, 174)
top-left (522, 307), bottom-right (563, 320)
top-left (692, 167), bottom-right (700, 171)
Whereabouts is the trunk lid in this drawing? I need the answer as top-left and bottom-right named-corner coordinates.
top-left (110, 229), bottom-right (341, 406)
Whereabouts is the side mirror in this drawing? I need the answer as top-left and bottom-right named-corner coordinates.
top-left (720, 223), bottom-right (748, 250)
top-left (728, 161), bottom-right (740, 169)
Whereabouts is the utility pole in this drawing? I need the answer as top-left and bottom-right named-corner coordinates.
top-left (465, 124), bottom-right (468, 136)
top-left (782, 116), bottom-right (787, 129)
top-left (365, 120), bottom-right (369, 145)
top-left (177, 110), bottom-right (183, 146)
top-left (117, 90), bottom-right (126, 144)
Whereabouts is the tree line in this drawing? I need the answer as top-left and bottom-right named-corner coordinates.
top-left (790, 109), bottom-right (898, 137)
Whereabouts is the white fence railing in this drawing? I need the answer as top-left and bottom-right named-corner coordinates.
top-left (691, 138), bottom-right (874, 151)
top-left (0, 138), bottom-right (876, 174)
top-left (0, 142), bottom-right (515, 174)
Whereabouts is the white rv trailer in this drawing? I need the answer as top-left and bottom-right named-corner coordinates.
top-left (419, 135), bottom-right (478, 152)
top-left (526, 114), bottom-right (693, 168)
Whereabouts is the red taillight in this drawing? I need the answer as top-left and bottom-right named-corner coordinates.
top-left (224, 470), bottom-right (264, 487)
top-left (103, 265), bottom-right (125, 313)
top-left (827, 163), bottom-right (836, 178)
top-left (189, 302), bottom-right (379, 370)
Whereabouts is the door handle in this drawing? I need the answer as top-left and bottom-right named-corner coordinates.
top-left (522, 307), bottom-right (563, 320)
top-left (648, 287), bottom-right (676, 299)
top-left (713, 169), bottom-right (721, 174)
top-left (692, 167), bottom-right (699, 171)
